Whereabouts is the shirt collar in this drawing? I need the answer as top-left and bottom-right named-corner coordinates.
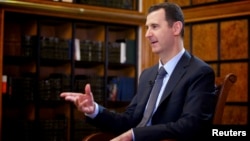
top-left (158, 48), bottom-right (185, 76)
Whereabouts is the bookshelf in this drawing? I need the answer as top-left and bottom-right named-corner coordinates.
top-left (0, 1), bottom-right (144, 141)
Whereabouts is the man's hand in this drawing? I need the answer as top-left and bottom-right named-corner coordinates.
top-left (60, 83), bottom-right (95, 114)
top-left (111, 129), bottom-right (133, 141)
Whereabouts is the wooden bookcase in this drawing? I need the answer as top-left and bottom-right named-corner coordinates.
top-left (0, 1), bottom-right (144, 141)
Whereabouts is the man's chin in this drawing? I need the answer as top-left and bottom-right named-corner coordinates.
top-left (151, 48), bottom-right (160, 54)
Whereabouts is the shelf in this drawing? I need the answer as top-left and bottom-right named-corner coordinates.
top-left (40, 58), bottom-right (71, 67)
top-left (3, 56), bottom-right (36, 65)
top-left (108, 62), bottom-right (135, 69)
top-left (75, 0), bottom-right (138, 11)
top-left (0, 0), bottom-right (145, 25)
top-left (75, 60), bottom-right (104, 68)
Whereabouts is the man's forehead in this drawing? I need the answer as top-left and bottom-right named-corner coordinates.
top-left (146, 9), bottom-right (166, 25)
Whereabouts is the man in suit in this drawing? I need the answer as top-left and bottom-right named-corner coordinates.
top-left (60, 2), bottom-right (216, 141)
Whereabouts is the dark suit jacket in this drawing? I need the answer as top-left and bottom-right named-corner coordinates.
top-left (86, 51), bottom-right (217, 141)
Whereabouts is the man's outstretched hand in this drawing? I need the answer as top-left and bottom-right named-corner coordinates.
top-left (60, 83), bottom-right (95, 114)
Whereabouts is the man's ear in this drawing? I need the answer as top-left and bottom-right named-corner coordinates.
top-left (172, 21), bottom-right (183, 36)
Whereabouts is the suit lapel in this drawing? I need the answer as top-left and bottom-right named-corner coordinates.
top-left (139, 65), bottom-right (159, 109)
top-left (159, 51), bottom-right (192, 104)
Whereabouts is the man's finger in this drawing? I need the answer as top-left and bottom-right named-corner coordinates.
top-left (60, 92), bottom-right (82, 97)
top-left (85, 83), bottom-right (92, 96)
top-left (64, 95), bottom-right (78, 103)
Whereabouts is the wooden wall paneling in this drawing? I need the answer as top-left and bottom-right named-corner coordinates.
top-left (192, 22), bottom-right (218, 61)
top-left (167, 0), bottom-right (234, 9)
top-left (220, 19), bottom-right (248, 60)
top-left (222, 105), bottom-right (248, 125)
top-left (183, 1), bottom-right (250, 23)
top-left (142, 0), bottom-right (165, 13)
top-left (167, 0), bottom-right (191, 7)
top-left (209, 63), bottom-right (219, 76)
top-left (184, 25), bottom-right (191, 53)
top-left (140, 27), bottom-right (160, 71)
top-left (191, 0), bottom-right (217, 5)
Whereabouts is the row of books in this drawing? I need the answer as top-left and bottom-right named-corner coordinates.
top-left (39, 73), bottom-right (71, 101)
top-left (23, 36), bottom-right (137, 64)
top-left (21, 35), bottom-right (72, 60)
top-left (2, 73), bottom-right (71, 101)
top-left (3, 72), bottom-right (136, 102)
top-left (6, 34), bottom-right (136, 64)
top-left (21, 35), bottom-right (37, 57)
top-left (74, 75), bottom-right (105, 103)
top-left (107, 76), bottom-right (135, 102)
top-left (3, 74), bottom-right (35, 101)
top-left (74, 39), bottom-right (104, 62)
top-left (108, 39), bottom-right (136, 64)
top-left (75, 75), bottom-right (136, 102)
top-left (40, 36), bottom-right (71, 60)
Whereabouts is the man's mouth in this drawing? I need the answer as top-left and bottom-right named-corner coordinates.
top-left (151, 41), bottom-right (158, 44)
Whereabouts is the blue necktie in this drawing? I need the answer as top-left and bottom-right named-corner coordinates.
top-left (137, 67), bottom-right (167, 127)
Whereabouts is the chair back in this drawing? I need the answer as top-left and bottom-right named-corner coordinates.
top-left (213, 73), bottom-right (237, 124)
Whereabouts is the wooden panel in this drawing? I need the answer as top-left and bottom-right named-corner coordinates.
top-left (140, 26), bottom-right (159, 72)
top-left (192, 23), bottom-right (218, 61)
top-left (220, 19), bottom-right (248, 60)
top-left (183, 1), bottom-right (250, 23)
top-left (108, 26), bottom-right (136, 42)
top-left (167, 0), bottom-right (190, 7)
top-left (192, 0), bottom-right (217, 5)
top-left (40, 21), bottom-right (72, 39)
top-left (222, 105), bottom-right (248, 125)
top-left (142, 0), bottom-right (165, 14)
top-left (209, 63), bottom-right (218, 76)
top-left (75, 23), bottom-right (105, 41)
top-left (220, 63), bottom-right (248, 102)
top-left (184, 25), bottom-right (191, 52)
top-left (3, 20), bottom-right (21, 56)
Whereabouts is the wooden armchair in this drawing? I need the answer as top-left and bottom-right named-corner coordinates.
top-left (82, 73), bottom-right (237, 141)
top-left (213, 73), bottom-right (237, 124)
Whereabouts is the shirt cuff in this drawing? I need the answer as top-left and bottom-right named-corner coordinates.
top-left (132, 128), bottom-right (135, 141)
top-left (84, 102), bottom-right (99, 119)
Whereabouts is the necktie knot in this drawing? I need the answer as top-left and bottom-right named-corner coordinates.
top-left (157, 67), bottom-right (167, 79)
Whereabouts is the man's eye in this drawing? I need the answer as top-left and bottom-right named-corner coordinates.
top-left (152, 25), bottom-right (158, 29)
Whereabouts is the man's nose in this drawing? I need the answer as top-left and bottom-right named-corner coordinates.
top-left (145, 29), bottom-right (152, 38)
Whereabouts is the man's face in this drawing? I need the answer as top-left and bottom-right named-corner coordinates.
top-left (145, 9), bottom-right (175, 56)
